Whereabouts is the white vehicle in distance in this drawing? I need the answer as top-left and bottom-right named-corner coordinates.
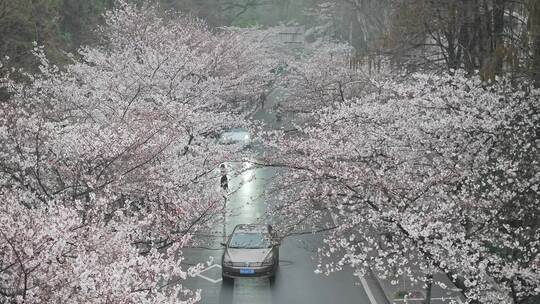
top-left (218, 128), bottom-right (251, 146)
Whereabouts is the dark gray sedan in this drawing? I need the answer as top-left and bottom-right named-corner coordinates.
top-left (221, 224), bottom-right (279, 280)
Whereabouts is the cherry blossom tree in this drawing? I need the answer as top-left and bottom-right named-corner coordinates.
top-left (0, 1), bottom-right (277, 302)
top-left (262, 46), bottom-right (539, 303)
top-left (277, 41), bottom-right (356, 114)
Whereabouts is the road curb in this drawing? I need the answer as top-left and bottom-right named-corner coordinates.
top-left (367, 268), bottom-right (393, 304)
top-left (325, 203), bottom-right (393, 304)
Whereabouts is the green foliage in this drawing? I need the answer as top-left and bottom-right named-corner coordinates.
top-left (0, 0), bottom-right (313, 72)
top-left (0, 0), bottom-right (113, 72)
top-left (231, 17), bottom-right (260, 28)
top-left (60, 0), bottom-right (114, 47)
top-left (0, 0), bottom-right (63, 69)
top-left (393, 290), bottom-right (408, 299)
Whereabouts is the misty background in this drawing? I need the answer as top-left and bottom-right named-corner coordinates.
top-left (2, 0), bottom-right (539, 85)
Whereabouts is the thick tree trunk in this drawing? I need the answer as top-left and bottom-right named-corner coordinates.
top-left (493, 0), bottom-right (505, 75)
top-left (474, 1), bottom-right (486, 69)
top-left (446, 1), bottom-right (459, 71)
top-left (424, 274), bottom-right (433, 304)
top-left (458, 0), bottom-right (478, 73)
top-left (532, 0), bottom-right (540, 86)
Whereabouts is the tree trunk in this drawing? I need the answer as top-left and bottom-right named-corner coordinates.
top-left (493, 0), bottom-right (506, 75)
top-left (424, 274), bottom-right (433, 304)
top-left (458, 0), bottom-right (478, 73)
top-left (532, 0), bottom-right (540, 86)
top-left (446, 1), bottom-right (460, 70)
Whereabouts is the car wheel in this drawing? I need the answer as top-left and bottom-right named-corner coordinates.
top-left (222, 274), bottom-right (233, 284)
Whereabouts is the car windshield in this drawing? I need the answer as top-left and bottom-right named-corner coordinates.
top-left (228, 232), bottom-right (270, 249)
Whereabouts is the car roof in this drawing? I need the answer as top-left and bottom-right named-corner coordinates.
top-left (233, 224), bottom-right (270, 234)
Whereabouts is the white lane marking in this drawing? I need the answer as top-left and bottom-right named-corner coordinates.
top-left (360, 276), bottom-right (379, 304)
top-left (195, 264), bottom-right (223, 284)
top-left (325, 203), bottom-right (379, 304)
top-left (393, 297), bottom-right (462, 303)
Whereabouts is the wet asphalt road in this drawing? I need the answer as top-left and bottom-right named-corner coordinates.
top-left (180, 163), bottom-right (379, 304)
top-left (179, 88), bottom-right (389, 304)
top-left (177, 86), bottom-right (465, 304)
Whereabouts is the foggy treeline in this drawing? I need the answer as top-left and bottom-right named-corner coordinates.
top-left (1, 0), bottom-right (539, 83)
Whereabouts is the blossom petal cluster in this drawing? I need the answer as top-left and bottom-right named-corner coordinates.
top-left (0, 1), bottom-right (275, 302)
top-left (264, 53), bottom-right (539, 303)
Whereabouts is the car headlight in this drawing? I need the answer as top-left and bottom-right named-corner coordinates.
top-left (223, 253), bottom-right (233, 266)
top-left (262, 253), bottom-right (274, 266)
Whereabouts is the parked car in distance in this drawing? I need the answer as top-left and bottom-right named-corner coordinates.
top-left (221, 224), bottom-right (279, 281)
top-left (218, 128), bottom-right (251, 146)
